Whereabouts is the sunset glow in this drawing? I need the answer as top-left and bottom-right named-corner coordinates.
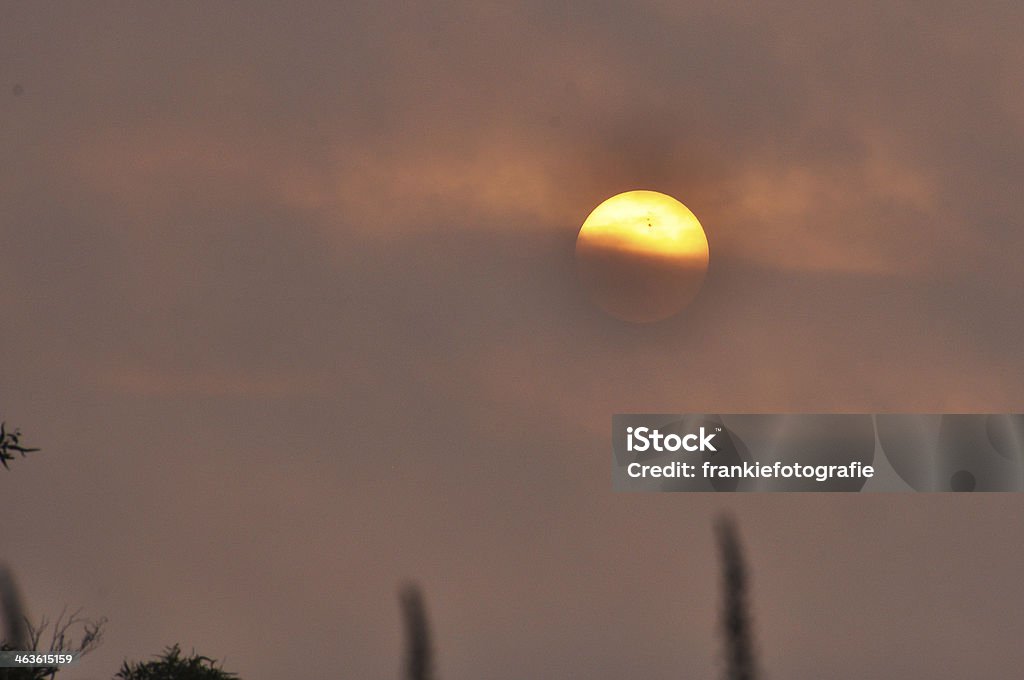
top-left (576, 190), bottom-right (709, 262)
top-left (575, 190), bottom-right (711, 323)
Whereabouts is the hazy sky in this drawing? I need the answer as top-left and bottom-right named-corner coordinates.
top-left (3, 3), bottom-right (1024, 679)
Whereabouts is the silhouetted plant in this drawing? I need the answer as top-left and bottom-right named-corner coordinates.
top-left (26, 606), bottom-right (106, 662)
top-left (1, 566), bottom-right (29, 651)
top-left (0, 610), bottom-right (106, 680)
top-left (400, 584), bottom-right (435, 680)
top-left (116, 645), bottom-right (238, 680)
top-left (0, 424), bottom-right (39, 471)
top-left (1, 566), bottom-right (106, 680)
top-left (0, 564), bottom-right (38, 680)
top-left (716, 516), bottom-right (759, 680)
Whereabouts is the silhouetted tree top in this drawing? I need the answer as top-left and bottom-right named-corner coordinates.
top-left (0, 423), bottom-right (39, 471)
top-left (116, 645), bottom-right (238, 680)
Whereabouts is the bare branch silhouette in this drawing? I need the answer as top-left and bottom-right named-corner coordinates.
top-left (716, 516), bottom-right (759, 680)
top-left (400, 584), bottom-right (435, 680)
top-left (26, 606), bottom-right (107, 658)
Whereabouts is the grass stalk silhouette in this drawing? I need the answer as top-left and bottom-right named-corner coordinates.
top-left (0, 565), bottom-right (29, 651)
top-left (400, 584), bottom-right (435, 680)
top-left (716, 516), bottom-right (759, 680)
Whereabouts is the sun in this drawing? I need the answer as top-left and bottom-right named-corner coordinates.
top-left (575, 190), bottom-right (710, 323)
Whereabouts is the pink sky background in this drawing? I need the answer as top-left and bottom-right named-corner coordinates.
top-left (3, 3), bottom-right (1024, 678)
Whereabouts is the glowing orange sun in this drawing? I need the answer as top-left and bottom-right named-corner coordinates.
top-left (575, 190), bottom-right (710, 323)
